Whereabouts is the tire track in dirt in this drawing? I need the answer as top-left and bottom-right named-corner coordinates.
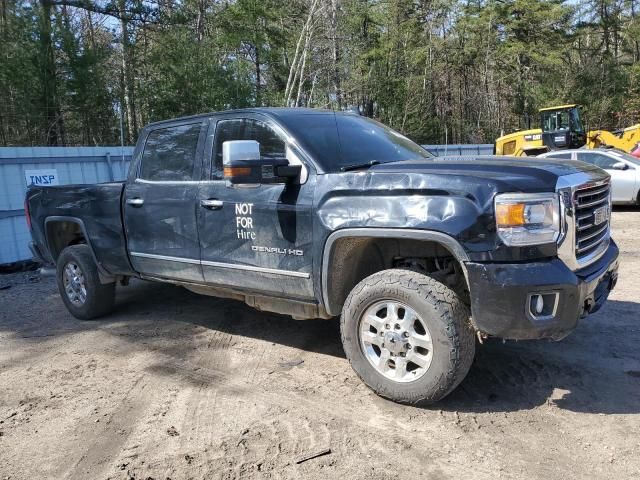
top-left (106, 349), bottom-right (466, 478)
top-left (59, 375), bottom-right (150, 479)
top-left (3, 208), bottom-right (640, 479)
top-left (175, 355), bottom-right (615, 479)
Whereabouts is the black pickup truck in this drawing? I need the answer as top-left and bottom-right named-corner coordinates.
top-left (26, 108), bottom-right (619, 404)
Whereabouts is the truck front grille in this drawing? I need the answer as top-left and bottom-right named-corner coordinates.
top-left (574, 182), bottom-right (611, 261)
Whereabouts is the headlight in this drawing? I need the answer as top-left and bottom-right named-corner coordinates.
top-left (494, 193), bottom-right (561, 246)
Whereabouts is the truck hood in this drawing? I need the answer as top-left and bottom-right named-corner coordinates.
top-left (315, 155), bottom-right (609, 251)
top-left (369, 155), bottom-right (606, 192)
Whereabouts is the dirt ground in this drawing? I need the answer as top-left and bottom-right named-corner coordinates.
top-left (1, 210), bottom-right (639, 480)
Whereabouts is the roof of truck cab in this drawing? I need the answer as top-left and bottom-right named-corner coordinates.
top-left (144, 107), bottom-right (338, 128)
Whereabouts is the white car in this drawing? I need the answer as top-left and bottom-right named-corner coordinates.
top-left (539, 148), bottom-right (640, 205)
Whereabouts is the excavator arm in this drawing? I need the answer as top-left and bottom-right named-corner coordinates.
top-left (587, 125), bottom-right (640, 152)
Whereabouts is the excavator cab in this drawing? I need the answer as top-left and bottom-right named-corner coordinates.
top-left (539, 105), bottom-right (586, 150)
top-left (495, 104), bottom-right (587, 156)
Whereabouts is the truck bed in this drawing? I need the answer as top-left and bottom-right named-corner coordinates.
top-left (26, 182), bottom-right (134, 276)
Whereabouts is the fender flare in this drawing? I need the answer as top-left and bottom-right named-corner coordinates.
top-left (320, 228), bottom-right (470, 316)
top-left (44, 216), bottom-right (113, 279)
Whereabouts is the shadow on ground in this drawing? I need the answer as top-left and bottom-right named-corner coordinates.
top-left (439, 333), bottom-right (640, 414)
top-left (109, 281), bottom-right (640, 416)
top-left (110, 280), bottom-right (346, 359)
top-left (613, 205), bottom-right (640, 212)
top-left (3, 277), bottom-right (639, 416)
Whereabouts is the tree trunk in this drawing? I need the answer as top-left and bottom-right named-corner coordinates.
top-left (295, 30), bottom-right (310, 107)
top-left (0, 110), bottom-right (7, 146)
top-left (330, 0), bottom-right (341, 109)
top-left (284, 0), bottom-right (318, 106)
top-left (1, 0), bottom-right (7, 26)
top-left (196, 0), bottom-right (205, 41)
top-left (255, 44), bottom-right (261, 105)
top-left (84, 9), bottom-right (96, 49)
top-left (118, 0), bottom-right (137, 144)
top-left (39, 0), bottom-right (63, 145)
top-left (632, 0), bottom-right (639, 62)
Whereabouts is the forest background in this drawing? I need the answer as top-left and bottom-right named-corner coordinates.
top-left (1, 0), bottom-right (639, 147)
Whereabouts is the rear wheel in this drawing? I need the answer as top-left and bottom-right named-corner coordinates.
top-left (340, 269), bottom-right (475, 404)
top-left (56, 245), bottom-right (115, 320)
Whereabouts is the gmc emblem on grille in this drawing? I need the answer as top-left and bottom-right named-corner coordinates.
top-left (593, 205), bottom-right (609, 226)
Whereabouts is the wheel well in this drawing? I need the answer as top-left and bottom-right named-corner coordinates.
top-left (324, 237), bottom-right (469, 315)
top-left (45, 220), bottom-right (88, 261)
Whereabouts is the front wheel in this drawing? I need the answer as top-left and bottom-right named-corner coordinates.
top-left (56, 245), bottom-right (115, 320)
top-left (340, 269), bottom-right (475, 404)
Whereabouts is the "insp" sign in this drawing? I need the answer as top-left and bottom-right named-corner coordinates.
top-left (25, 169), bottom-right (59, 187)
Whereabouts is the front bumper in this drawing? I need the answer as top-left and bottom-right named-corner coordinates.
top-left (466, 240), bottom-right (619, 340)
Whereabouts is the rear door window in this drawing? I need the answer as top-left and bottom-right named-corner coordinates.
top-left (139, 123), bottom-right (202, 181)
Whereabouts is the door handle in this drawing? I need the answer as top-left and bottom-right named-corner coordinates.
top-left (126, 198), bottom-right (144, 207)
top-left (201, 199), bottom-right (223, 210)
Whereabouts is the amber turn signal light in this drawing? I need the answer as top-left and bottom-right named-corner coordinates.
top-left (495, 203), bottom-right (526, 226)
top-left (224, 166), bottom-right (252, 177)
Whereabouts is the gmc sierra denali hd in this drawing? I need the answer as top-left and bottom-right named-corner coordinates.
top-left (26, 108), bottom-right (619, 404)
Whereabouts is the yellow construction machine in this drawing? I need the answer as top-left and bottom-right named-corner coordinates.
top-left (587, 124), bottom-right (640, 152)
top-left (494, 104), bottom-right (640, 156)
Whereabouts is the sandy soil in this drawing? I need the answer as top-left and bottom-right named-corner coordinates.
top-left (1, 209), bottom-right (639, 480)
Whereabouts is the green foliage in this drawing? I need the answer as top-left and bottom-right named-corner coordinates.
top-left (0, 0), bottom-right (638, 146)
top-left (0, 2), bottom-right (44, 145)
top-left (140, 27), bottom-right (253, 120)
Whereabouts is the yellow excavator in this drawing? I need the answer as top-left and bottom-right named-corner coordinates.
top-left (586, 124), bottom-right (640, 152)
top-left (495, 104), bottom-right (640, 157)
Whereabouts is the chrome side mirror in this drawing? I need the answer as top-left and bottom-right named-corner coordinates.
top-left (222, 140), bottom-right (300, 184)
top-left (222, 140), bottom-right (262, 184)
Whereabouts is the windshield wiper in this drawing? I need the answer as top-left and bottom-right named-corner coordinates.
top-left (340, 160), bottom-right (380, 172)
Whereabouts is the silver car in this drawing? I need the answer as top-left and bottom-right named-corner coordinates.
top-left (539, 149), bottom-right (640, 205)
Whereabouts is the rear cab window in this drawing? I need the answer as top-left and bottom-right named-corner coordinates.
top-left (139, 123), bottom-right (202, 181)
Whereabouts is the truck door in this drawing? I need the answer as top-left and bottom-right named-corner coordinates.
top-left (197, 115), bottom-right (315, 300)
top-left (124, 121), bottom-right (206, 282)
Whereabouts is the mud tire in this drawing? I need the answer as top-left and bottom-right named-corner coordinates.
top-left (340, 269), bottom-right (475, 404)
top-left (56, 245), bottom-right (115, 320)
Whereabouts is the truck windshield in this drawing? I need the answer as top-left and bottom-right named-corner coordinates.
top-left (280, 113), bottom-right (432, 172)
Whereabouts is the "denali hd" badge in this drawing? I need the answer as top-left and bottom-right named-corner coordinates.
top-left (251, 245), bottom-right (304, 256)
